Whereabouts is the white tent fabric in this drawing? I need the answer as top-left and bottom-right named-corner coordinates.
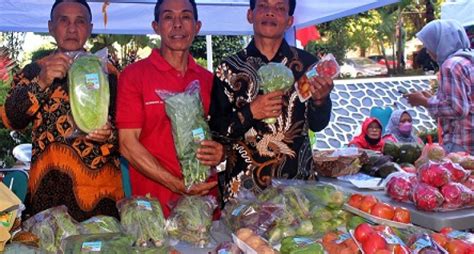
top-left (0, 0), bottom-right (399, 35)
top-left (441, 0), bottom-right (474, 27)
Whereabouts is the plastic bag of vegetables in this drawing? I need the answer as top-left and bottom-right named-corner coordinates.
top-left (165, 195), bottom-right (217, 248)
top-left (78, 215), bottom-right (122, 234)
top-left (22, 205), bottom-right (80, 253)
top-left (257, 62), bottom-right (294, 124)
top-left (117, 196), bottom-right (167, 248)
top-left (67, 48), bottom-right (110, 136)
top-left (156, 80), bottom-right (211, 189)
top-left (2, 243), bottom-right (46, 254)
top-left (61, 233), bottom-right (133, 254)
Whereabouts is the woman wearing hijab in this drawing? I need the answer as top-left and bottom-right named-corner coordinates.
top-left (349, 118), bottom-right (385, 152)
top-left (383, 110), bottom-right (423, 144)
top-left (405, 20), bottom-right (474, 155)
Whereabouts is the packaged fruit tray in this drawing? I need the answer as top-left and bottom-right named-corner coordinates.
top-left (343, 204), bottom-right (414, 229)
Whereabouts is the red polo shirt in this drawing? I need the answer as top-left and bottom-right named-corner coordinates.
top-left (116, 49), bottom-right (213, 217)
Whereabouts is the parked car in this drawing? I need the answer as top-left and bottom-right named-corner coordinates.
top-left (368, 55), bottom-right (413, 69)
top-left (342, 58), bottom-right (388, 77)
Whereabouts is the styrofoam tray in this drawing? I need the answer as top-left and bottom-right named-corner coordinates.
top-left (343, 203), bottom-right (414, 229)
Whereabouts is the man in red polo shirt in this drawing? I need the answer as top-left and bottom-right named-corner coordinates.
top-left (116, 0), bottom-right (224, 217)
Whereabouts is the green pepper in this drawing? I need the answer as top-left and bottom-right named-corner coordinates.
top-left (280, 236), bottom-right (324, 254)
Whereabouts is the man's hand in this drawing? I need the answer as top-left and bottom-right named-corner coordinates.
top-left (86, 122), bottom-right (113, 142)
top-left (197, 140), bottom-right (224, 166)
top-left (37, 53), bottom-right (72, 90)
top-left (250, 90), bottom-right (284, 120)
top-left (309, 76), bottom-right (334, 105)
top-left (405, 91), bottom-right (430, 107)
top-left (184, 181), bottom-right (218, 196)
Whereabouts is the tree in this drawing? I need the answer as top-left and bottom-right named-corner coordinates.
top-left (306, 18), bottom-right (351, 64)
top-left (1, 32), bottom-right (26, 64)
top-left (190, 36), bottom-right (244, 69)
top-left (89, 34), bottom-right (159, 70)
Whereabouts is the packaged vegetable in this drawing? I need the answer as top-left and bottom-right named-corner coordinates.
top-left (79, 215), bottom-right (122, 234)
top-left (117, 196), bottom-right (167, 248)
top-left (61, 233), bottom-right (133, 254)
top-left (0, 182), bottom-right (22, 251)
top-left (67, 48), bottom-right (110, 135)
top-left (2, 243), bottom-right (46, 254)
top-left (280, 236), bottom-right (324, 254)
top-left (166, 195), bottom-right (217, 248)
top-left (257, 62), bottom-right (294, 124)
top-left (156, 80), bottom-right (210, 189)
top-left (296, 53), bottom-right (340, 102)
top-left (22, 205), bottom-right (80, 253)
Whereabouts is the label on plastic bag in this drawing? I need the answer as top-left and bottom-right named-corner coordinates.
top-left (0, 213), bottom-right (13, 227)
top-left (192, 127), bottom-right (205, 143)
top-left (293, 237), bottom-right (315, 247)
top-left (231, 204), bottom-right (247, 216)
top-left (85, 73), bottom-right (100, 90)
top-left (136, 200), bottom-right (152, 211)
top-left (379, 231), bottom-right (403, 245)
top-left (82, 241), bottom-right (102, 251)
top-left (335, 233), bottom-right (351, 244)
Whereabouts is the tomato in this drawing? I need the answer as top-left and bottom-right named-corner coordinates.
top-left (359, 195), bottom-right (378, 213)
top-left (393, 244), bottom-right (410, 254)
top-left (440, 227), bottom-right (454, 235)
top-left (374, 250), bottom-right (391, 254)
top-left (392, 207), bottom-right (411, 223)
top-left (354, 223), bottom-right (374, 243)
top-left (431, 233), bottom-right (448, 248)
top-left (348, 193), bottom-right (364, 209)
top-left (362, 232), bottom-right (387, 254)
top-left (446, 239), bottom-right (469, 254)
top-left (370, 202), bottom-right (395, 220)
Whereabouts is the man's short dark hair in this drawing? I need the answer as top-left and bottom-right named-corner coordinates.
top-left (249, 0), bottom-right (296, 16)
top-left (50, 0), bottom-right (92, 21)
top-left (154, 0), bottom-right (198, 22)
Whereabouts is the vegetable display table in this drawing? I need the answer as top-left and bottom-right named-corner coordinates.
top-left (319, 176), bottom-right (474, 231)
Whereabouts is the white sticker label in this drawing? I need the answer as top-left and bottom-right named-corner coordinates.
top-left (192, 127), bottom-right (205, 143)
top-left (81, 241), bottom-right (102, 252)
top-left (85, 73), bottom-right (100, 90)
top-left (136, 200), bottom-right (152, 210)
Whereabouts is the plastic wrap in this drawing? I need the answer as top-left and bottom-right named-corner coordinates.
top-left (223, 201), bottom-right (284, 238)
top-left (116, 196), bottom-right (167, 248)
top-left (67, 48), bottom-right (110, 136)
top-left (296, 53), bottom-right (340, 102)
top-left (412, 183), bottom-right (444, 212)
top-left (78, 215), bottom-right (122, 234)
top-left (61, 233), bottom-right (133, 254)
top-left (165, 195), bottom-right (217, 248)
top-left (2, 243), bottom-right (46, 254)
top-left (22, 206), bottom-right (80, 253)
top-left (384, 172), bottom-right (416, 202)
top-left (408, 233), bottom-right (448, 254)
top-left (156, 80), bottom-right (210, 189)
top-left (257, 62), bottom-right (294, 124)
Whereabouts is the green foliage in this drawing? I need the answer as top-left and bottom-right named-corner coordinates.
top-left (89, 34), bottom-right (158, 70)
top-left (31, 48), bottom-right (55, 62)
top-left (194, 58), bottom-right (208, 69)
top-left (190, 36), bottom-right (244, 69)
top-left (306, 19), bottom-right (351, 64)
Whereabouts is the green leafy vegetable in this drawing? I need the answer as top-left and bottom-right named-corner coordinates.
top-left (157, 81), bottom-right (210, 188)
top-left (79, 216), bottom-right (122, 234)
top-left (61, 233), bottom-right (134, 254)
top-left (68, 55), bottom-right (109, 133)
top-left (257, 63), bottom-right (294, 124)
top-left (166, 196), bottom-right (216, 247)
top-left (117, 196), bottom-right (167, 248)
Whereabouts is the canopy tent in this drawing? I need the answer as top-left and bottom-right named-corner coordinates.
top-left (441, 0), bottom-right (474, 27)
top-left (0, 0), bottom-right (399, 35)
